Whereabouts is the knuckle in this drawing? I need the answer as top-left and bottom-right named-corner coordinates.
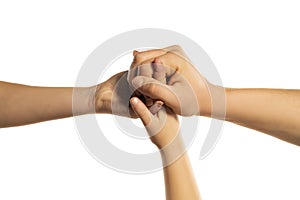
top-left (144, 83), bottom-right (157, 94)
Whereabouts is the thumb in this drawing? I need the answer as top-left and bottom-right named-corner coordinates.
top-left (130, 97), bottom-right (153, 126)
top-left (132, 76), bottom-right (176, 106)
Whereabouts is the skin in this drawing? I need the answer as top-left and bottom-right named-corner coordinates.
top-left (0, 66), bottom-right (200, 199)
top-left (128, 45), bottom-right (300, 146)
top-left (130, 97), bottom-right (201, 200)
top-left (2, 45), bottom-right (298, 198)
top-left (0, 71), bottom-right (137, 128)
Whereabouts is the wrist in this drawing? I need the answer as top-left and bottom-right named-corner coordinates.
top-left (72, 86), bottom-right (96, 115)
top-left (151, 127), bottom-right (181, 150)
top-left (224, 87), bottom-right (246, 123)
top-left (199, 83), bottom-right (227, 119)
top-left (159, 134), bottom-right (185, 165)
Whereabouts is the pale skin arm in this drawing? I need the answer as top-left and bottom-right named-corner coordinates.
top-left (161, 145), bottom-right (201, 200)
top-left (130, 97), bottom-right (201, 200)
top-left (128, 46), bottom-right (300, 146)
top-left (0, 71), bottom-right (137, 128)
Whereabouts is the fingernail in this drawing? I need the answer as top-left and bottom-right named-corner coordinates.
top-left (132, 77), bottom-right (144, 88)
top-left (156, 100), bottom-right (164, 106)
top-left (130, 97), bottom-right (139, 105)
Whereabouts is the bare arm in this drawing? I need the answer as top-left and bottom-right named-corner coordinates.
top-left (130, 97), bottom-right (201, 200)
top-left (225, 88), bottom-right (300, 145)
top-left (0, 71), bottom-right (136, 128)
top-left (0, 81), bottom-right (86, 127)
top-left (160, 142), bottom-right (200, 200)
top-left (128, 46), bottom-right (300, 146)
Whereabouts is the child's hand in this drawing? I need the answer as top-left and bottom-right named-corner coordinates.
top-left (130, 97), bottom-right (179, 149)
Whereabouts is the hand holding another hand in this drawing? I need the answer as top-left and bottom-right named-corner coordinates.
top-left (130, 97), bottom-right (179, 149)
top-left (93, 71), bottom-right (136, 118)
top-left (128, 45), bottom-right (216, 116)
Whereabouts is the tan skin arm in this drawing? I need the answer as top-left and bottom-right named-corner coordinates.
top-left (130, 97), bottom-right (201, 200)
top-left (0, 81), bottom-right (77, 127)
top-left (128, 46), bottom-right (300, 146)
top-left (226, 88), bottom-right (300, 145)
top-left (0, 71), bottom-right (136, 128)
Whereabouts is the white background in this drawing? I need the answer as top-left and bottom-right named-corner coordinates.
top-left (0, 0), bottom-right (299, 199)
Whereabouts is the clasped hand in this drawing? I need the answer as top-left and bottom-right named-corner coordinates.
top-left (92, 45), bottom-right (214, 148)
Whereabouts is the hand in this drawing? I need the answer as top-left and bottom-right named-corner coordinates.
top-left (128, 45), bottom-right (218, 116)
top-left (130, 96), bottom-right (201, 200)
top-left (94, 71), bottom-right (136, 118)
top-left (129, 97), bottom-right (179, 149)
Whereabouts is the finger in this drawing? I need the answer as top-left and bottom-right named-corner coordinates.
top-left (130, 49), bottom-right (160, 72)
top-left (132, 76), bottom-right (177, 108)
top-left (128, 48), bottom-right (167, 88)
top-left (146, 105), bottom-right (167, 137)
top-left (127, 66), bottom-right (138, 89)
top-left (137, 63), bottom-right (153, 78)
top-left (135, 56), bottom-right (175, 114)
top-left (150, 59), bottom-right (166, 114)
top-left (129, 50), bottom-right (142, 70)
top-left (149, 100), bottom-right (164, 115)
top-left (154, 53), bottom-right (182, 75)
top-left (152, 59), bottom-right (167, 84)
top-left (130, 97), bottom-right (153, 126)
top-left (133, 50), bottom-right (139, 56)
top-left (134, 49), bottom-right (168, 66)
top-left (130, 50), bottom-right (140, 69)
top-left (134, 45), bottom-right (186, 67)
top-left (128, 52), bottom-right (157, 88)
top-left (136, 63), bottom-right (154, 109)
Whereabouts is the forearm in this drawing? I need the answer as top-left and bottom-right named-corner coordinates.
top-left (225, 88), bottom-right (300, 145)
top-left (160, 138), bottom-right (200, 200)
top-left (0, 81), bottom-right (94, 127)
